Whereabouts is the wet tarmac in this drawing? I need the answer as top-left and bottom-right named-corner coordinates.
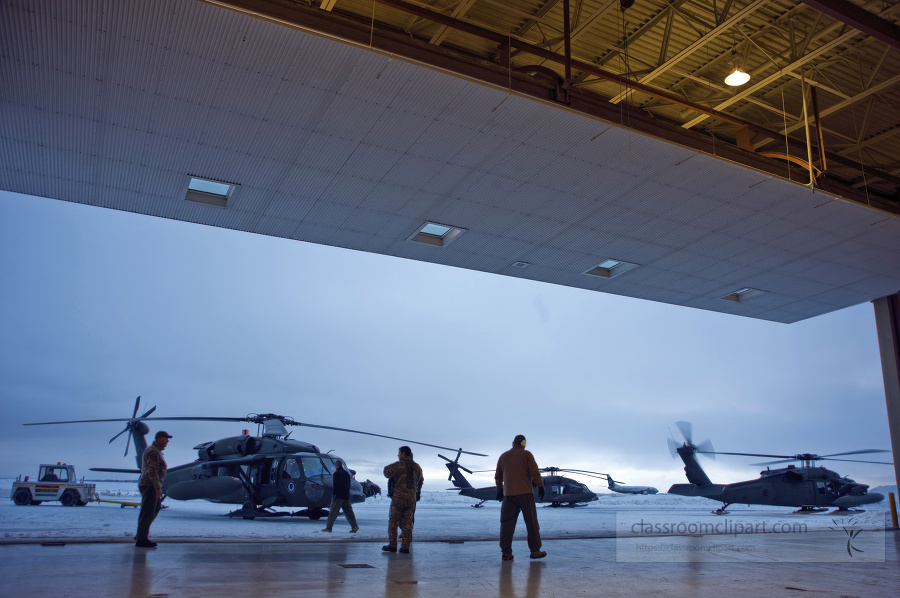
top-left (2, 529), bottom-right (898, 597)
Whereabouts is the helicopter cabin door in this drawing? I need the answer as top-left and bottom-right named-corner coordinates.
top-left (280, 456), bottom-right (330, 507)
top-left (299, 456), bottom-right (329, 505)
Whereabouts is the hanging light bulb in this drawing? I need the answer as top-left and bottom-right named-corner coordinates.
top-left (724, 49), bottom-right (750, 86)
top-left (725, 68), bottom-right (750, 86)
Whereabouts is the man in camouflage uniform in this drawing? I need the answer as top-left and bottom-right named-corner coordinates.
top-left (136, 430), bottom-right (171, 548)
top-left (382, 445), bottom-right (423, 554)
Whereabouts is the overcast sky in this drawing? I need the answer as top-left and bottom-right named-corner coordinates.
top-left (0, 190), bottom-right (894, 492)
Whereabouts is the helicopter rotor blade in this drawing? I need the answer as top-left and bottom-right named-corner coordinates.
top-left (667, 435), bottom-right (679, 459)
top-left (26, 416), bottom-right (254, 426)
top-left (132, 396), bottom-right (141, 419)
top-left (108, 426), bottom-right (131, 443)
top-left (701, 451), bottom-right (794, 459)
top-left (437, 453), bottom-right (474, 474)
top-left (816, 457), bottom-right (894, 465)
top-left (675, 421), bottom-right (693, 444)
top-left (694, 439), bottom-right (715, 460)
top-left (289, 422), bottom-right (488, 457)
top-left (556, 468), bottom-right (607, 476)
top-left (124, 430), bottom-right (132, 457)
top-left (819, 449), bottom-right (891, 458)
top-left (25, 413), bottom-right (488, 457)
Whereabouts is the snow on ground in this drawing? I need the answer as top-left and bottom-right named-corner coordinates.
top-left (2, 480), bottom-right (893, 544)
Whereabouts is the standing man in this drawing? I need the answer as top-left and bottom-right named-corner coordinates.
top-left (495, 434), bottom-right (546, 561)
top-left (136, 430), bottom-right (171, 548)
top-left (321, 460), bottom-right (359, 533)
top-left (382, 446), bottom-right (423, 554)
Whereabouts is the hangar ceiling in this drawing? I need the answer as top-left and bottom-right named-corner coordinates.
top-left (2, 0), bottom-right (900, 323)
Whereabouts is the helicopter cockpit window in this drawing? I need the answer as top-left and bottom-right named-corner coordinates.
top-left (301, 457), bottom-right (326, 477)
top-left (283, 459), bottom-right (302, 479)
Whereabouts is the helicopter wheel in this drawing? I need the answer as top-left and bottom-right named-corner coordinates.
top-left (307, 508), bottom-right (326, 520)
top-left (240, 502), bottom-right (256, 520)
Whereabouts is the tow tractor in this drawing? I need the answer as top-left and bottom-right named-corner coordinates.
top-left (11, 463), bottom-right (97, 506)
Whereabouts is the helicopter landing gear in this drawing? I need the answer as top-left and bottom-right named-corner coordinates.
top-left (225, 504), bottom-right (331, 519)
top-left (238, 502), bottom-right (258, 520)
top-left (793, 506), bottom-right (828, 514)
top-left (712, 504), bottom-right (731, 515)
top-left (302, 507), bottom-right (327, 520)
top-left (830, 507), bottom-right (865, 514)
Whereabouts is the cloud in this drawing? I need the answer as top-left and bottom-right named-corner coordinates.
top-left (0, 191), bottom-right (894, 491)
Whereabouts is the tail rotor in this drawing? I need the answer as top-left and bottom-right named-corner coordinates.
top-left (108, 396), bottom-right (156, 457)
top-left (439, 450), bottom-right (475, 489)
top-left (671, 421), bottom-right (715, 459)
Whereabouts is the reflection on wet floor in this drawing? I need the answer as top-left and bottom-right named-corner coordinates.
top-left (2, 532), bottom-right (898, 597)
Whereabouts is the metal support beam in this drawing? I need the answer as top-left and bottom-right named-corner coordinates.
top-left (562, 0), bottom-right (572, 93)
top-left (802, 0), bottom-right (900, 49)
top-left (212, 0), bottom-right (900, 201)
top-left (608, 0), bottom-right (767, 104)
top-left (873, 295), bottom-right (900, 498)
top-left (810, 86), bottom-right (827, 171)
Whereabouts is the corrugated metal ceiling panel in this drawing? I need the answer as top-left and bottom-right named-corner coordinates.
top-left (3, 0), bottom-right (900, 324)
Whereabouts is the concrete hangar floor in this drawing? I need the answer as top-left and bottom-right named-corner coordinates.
top-left (2, 531), bottom-right (899, 597)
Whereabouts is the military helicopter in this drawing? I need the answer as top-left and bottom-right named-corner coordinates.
top-left (439, 451), bottom-right (599, 507)
top-left (667, 421), bottom-right (890, 514)
top-left (25, 396), bottom-right (483, 519)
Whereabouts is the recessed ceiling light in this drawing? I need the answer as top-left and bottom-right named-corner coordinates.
top-left (185, 177), bottom-right (236, 208)
top-left (420, 223), bottom-right (451, 236)
top-left (721, 287), bottom-right (767, 302)
top-left (408, 222), bottom-right (466, 248)
top-left (583, 259), bottom-right (639, 279)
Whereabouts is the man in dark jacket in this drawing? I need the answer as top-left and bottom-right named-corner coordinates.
top-left (382, 446), bottom-right (423, 554)
top-left (495, 434), bottom-right (546, 561)
top-left (136, 430), bottom-right (171, 548)
top-left (322, 460), bottom-right (359, 533)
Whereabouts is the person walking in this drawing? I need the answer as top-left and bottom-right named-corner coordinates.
top-left (136, 430), bottom-right (172, 548)
top-left (322, 460), bottom-right (359, 533)
top-left (495, 434), bottom-right (546, 561)
top-left (382, 446), bottom-right (423, 554)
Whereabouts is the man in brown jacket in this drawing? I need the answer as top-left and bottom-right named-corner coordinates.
top-left (495, 434), bottom-right (546, 561)
top-left (136, 430), bottom-right (171, 548)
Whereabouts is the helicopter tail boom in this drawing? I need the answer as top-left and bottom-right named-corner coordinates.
top-left (668, 483), bottom-right (727, 498)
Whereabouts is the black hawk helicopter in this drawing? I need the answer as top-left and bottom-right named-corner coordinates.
top-left (25, 396), bottom-right (485, 519)
top-left (439, 451), bottom-right (599, 507)
top-left (667, 421), bottom-right (890, 513)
